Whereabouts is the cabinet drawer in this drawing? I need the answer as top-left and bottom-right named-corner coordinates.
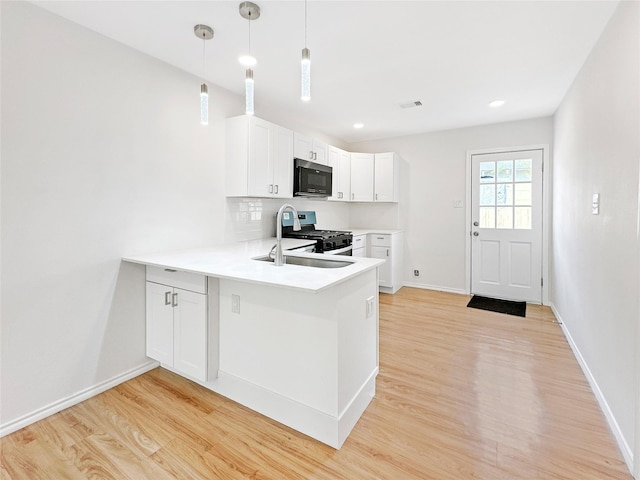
top-left (369, 234), bottom-right (391, 247)
top-left (146, 266), bottom-right (207, 294)
top-left (352, 235), bottom-right (367, 249)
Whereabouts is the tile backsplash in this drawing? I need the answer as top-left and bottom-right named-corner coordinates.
top-left (224, 197), bottom-right (400, 243)
top-left (225, 197), bottom-right (351, 243)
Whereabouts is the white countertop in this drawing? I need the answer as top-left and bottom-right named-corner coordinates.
top-left (123, 238), bottom-right (384, 293)
top-left (349, 229), bottom-right (403, 236)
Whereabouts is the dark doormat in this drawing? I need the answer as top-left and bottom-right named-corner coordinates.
top-left (467, 295), bottom-right (526, 317)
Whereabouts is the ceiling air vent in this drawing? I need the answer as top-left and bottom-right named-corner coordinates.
top-left (400, 100), bottom-right (423, 109)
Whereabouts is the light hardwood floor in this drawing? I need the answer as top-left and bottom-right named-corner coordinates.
top-left (1, 288), bottom-right (632, 479)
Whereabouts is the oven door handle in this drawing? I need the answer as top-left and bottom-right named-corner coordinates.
top-left (324, 245), bottom-right (353, 255)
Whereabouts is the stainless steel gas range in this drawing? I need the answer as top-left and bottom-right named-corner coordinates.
top-left (281, 211), bottom-right (352, 255)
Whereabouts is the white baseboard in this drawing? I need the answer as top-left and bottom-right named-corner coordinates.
top-left (551, 304), bottom-right (634, 473)
top-left (211, 367), bottom-right (378, 449)
top-left (0, 360), bottom-right (158, 438)
top-left (402, 281), bottom-right (467, 295)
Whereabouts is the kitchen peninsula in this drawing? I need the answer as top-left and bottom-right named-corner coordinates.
top-left (123, 238), bottom-right (384, 448)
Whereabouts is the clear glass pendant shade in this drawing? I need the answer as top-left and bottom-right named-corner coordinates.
top-left (245, 69), bottom-right (254, 115)
top-left (200, 83), bottom-right (208, 125)
top-left (301, 48), bottom-right (311, 101)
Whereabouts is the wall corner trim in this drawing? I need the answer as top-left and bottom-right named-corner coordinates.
top-left (0, 361), bottom-right (159, 438)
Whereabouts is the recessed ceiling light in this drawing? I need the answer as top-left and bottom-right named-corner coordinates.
top-left (489, 99), bottom-right (506, 108)
top-left (238, 55), bottom-right (257, 67)
top-left (353, 123), bottom-right (364, 129)
top-left (400, 100), bottom-right (422, 109)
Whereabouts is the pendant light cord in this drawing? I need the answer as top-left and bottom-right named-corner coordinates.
top-left (304, 0), bottom-right (307, 47)
top-left (202, 36), bottom-right (206, 77)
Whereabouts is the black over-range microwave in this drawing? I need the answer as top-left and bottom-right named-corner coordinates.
top-left (293, 158), bottom-right (333, 197)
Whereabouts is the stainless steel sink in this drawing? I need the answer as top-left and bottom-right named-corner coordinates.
top-left (253, 255), bottom-right (353, 268)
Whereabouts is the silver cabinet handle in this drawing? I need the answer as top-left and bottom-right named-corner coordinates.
top-left (352, 193), bottom-right (355, 200)
top-left (473, 231), bottom-right (479, 237)
top-left (313, 152), bottom-right (317, 161)
top-left (376, 193), bottom-right (378, 201)
top-left (274, 184), bottom-right (279, 194)
top-left (164, 268), bottom-right (177, 272)
top-left (164, 291), bottom-right (171, 305)
top-left (269, 184), bottom-right (273, 194)
top-left (387, 249), bottom-right (389, 257)
top-left (172, 293), bottom-right (178, 307)
top-left (309, 151), bottom-right (314, 160)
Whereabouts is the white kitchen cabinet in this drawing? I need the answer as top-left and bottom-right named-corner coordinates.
top-left (350, 153), bottom-right (375, 201)
top-left (368, 232), bottom-right (404, 294)
top-left (328, 146), bottom-right (351, 201)
top-left (146, 267), bottom-right (208, 381)
top-left (226, 115), bottom-right (293, 198)
top-left (374, 152), bottom-right (400, 202)
top-left (352, 234), bottom-right (367, 257)
top-left (294, 132), bottom-right (328, 165)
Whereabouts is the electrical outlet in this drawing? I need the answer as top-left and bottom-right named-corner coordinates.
top-left (366, 296), bottom-right (375, 318)
top-left (413, 269), bottom-right (420, 277)
top-left (231, 294), bottom-right (240, 314)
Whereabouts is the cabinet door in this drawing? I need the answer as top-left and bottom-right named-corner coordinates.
top-left (333, 150), bottom-right (351, 202)
top-left (350, 153), bottom-right (374, 201)
top-left (312, 140), bottom-right (328, 165)
top-left (248, 117), bottom-right (273, 197)
top-left (146, 282), bottom-right (174, 365)
top-left (293, 133), bottom-right (313, 161)
top-left (173, 288), bottom-right (207, 381)
top-left (328, 147), bottom-right (341, 201)
top-left (272, 125), bottom-right (293, 198)
top-left (370, 246), bottom-right (392, 287)
top-left (374, 153), bottom-right (395, 202)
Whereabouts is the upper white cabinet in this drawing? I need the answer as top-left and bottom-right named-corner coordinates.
top-left (294, 133), bottom-right (328, 165)
top-left (350, 153), bottom-right (375, 201)
top-left (374, 152), bottom-right (400, 202)
top-left (226, 115), bottom-right (293, 198)
top-left (328, 146), bottom-right (351, 202)
top-left (350, 152), bottom-right (400, 203)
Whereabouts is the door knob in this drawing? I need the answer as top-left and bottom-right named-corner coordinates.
top-left (473, 231), bottom-right (479, 237)
top-left (473, 221), bottom-right (479, 227)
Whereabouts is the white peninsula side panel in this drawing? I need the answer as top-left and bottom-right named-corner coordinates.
top-left (216, 268), bottom-right (378, 448)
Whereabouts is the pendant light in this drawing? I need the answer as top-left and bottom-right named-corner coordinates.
top-left (301, 0), bottom-right (311, 102)
top-left (194, 24), bottom-right (214, 125)
top-left (239, 2), bottom-right (260, 116)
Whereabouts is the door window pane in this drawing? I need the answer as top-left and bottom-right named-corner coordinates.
top-left (515, 159), bottom-right (532, 182)
top-left (480, 162), bottom-right (495, 183)
top-left (515, 207), bottom-right (532, 229)
top-left (479, 185), bottom-right (495, 206)
top-left (496, 207), bottom-right (513, 229)
top-left (497, 160), bottom-right (513, 183)
top-left (496, 184), bottom-right (513, 206)
top-left (479, 207), bottom-right (495, 228)
top-left (515, 183), bottom-right (532, 205)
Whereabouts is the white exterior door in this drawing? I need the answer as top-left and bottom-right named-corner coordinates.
top-left (471, 149), bottom-right (543, 303)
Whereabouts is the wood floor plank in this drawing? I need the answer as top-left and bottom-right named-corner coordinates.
top-left (0, 288), bottom-right (632, 479)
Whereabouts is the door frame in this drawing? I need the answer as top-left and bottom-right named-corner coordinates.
top-left (465, 144), bottom-right (550, 305)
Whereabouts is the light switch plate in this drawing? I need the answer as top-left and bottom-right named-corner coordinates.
top-left (592, 193), bottom-right (599, 215)
top-left (453, 199), bottom-right (463, 208)
top-left (365, 296), bottom-right (375, 318)
top-left (231, 294), bottom-right (240, 313)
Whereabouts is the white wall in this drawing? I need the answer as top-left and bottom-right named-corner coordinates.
top-left (0, 1), bottom-right (245, 432)
top-left (551, 0), bottom-right (639, 471)
top-left (0, 2), bottom-right (349, 434)
top-left (348, 117), bottom-right (553, 293)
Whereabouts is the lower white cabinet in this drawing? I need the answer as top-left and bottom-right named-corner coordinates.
top-left (146, 267), bottom-right (208, 381)
top-left (352, 234), bottom-right (367, 257)
top-left (367, 232), bottom-right (404, 294)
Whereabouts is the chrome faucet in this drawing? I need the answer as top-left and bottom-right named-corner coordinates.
top-left (274, 204), bottom-right (301, 266)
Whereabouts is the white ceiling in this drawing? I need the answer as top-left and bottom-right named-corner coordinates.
top-left (31, 0), bottom-right (619, 144)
